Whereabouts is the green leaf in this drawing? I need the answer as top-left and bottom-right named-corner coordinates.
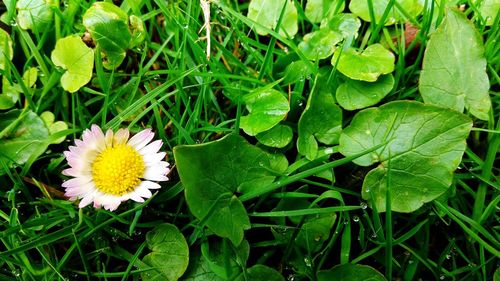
top-left (282, 60), bottom-right (317, 84)
top-left (174, 134), bottom-right (279, 245)
top-left (240, 89), bottom-right (290, 136)
top-left (129, 15), bottom-right (146, 47)
top-left (0, 28), bottom-right (13, 71)
top-left (0, 109), bottom-right (50, 173)
top-left (256, 125), bottom-right (293, 148)
top-left (51, 35), bottom-right (94, 93)
top-left (336, 74), bottom-right (394, 110)
top-left (180, 250), bottom-right (224, 281)
top-left (476, 0), bottom-right (500, 26)
top-left (83, 2), bottom-right (131, 69)
top-left (305, 0), bottom-right (345, 23)
top-left (141, 224), bottom-right (189, 281)
top-left (419, 9), bottom-right (491, 120)
top-left (16, 0), bottom-right (55, 30)
top-left (235, 265), bottom-right (284, 281)
top-left (332, 44), bottom-right (395, 82)
top-left (40, 112), bottom-right (68, 144)
top-left (317, 263), bottom-right (387, 281)
top-left (295, 213), bottom-right (336, 252)
top-left (320, 13), bottom-right (362, 39)
top-left (494, 267), bottom-right (500, 281)
top-left (338, 101), bottom-right (472, 213)
top-left (22, 67), bottom-right (38, 88)
top-left (298, 29), bottom-right (343, 60)
top-left (247, 0), bottom-right (298, 37)
top-left (297, 86), bottom-right (342, 160)
top-left (349, 0), bottom-right (424, 26)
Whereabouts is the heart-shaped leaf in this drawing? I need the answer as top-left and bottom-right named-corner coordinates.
top-left (336, 74), bottom-right (394, 110)
top-left (174, 134), bottom-right (282, 245)
top-left (419, 9), bottom-right (491, 120)
top-left (305, 0), bottom-right (345, 23)
top-left (332, 44), bottom-right (395, 82)
top-left (40, 112), bottom-right (68, 144)
top-left (349, 0), bottom-right (424, 26)
top-left (83, 2), bottom-right (132, 69)
top-left (16, 0), bottom-right (55, 30)
top-left (51, 35), bottom-right (94, 93)
top-left (141, 224), bottom-right (189, 281)
top-left (247, 0), bottom-right (298, 37)
top-left (256, 124), bottom-right (293, 148)
top-left (240, 89), bottom-right (290, 136)
top-left (298, 29), bottom-right (343, 60)
top-left (317, 264), bottom-right (387, 281)
top-left (320, 13), bottom-right (361, 39)
top-left (339, 101), bottom-right (472, 213)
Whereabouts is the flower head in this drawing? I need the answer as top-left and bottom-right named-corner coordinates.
top-left (62, 125), bottom-right (170, 211)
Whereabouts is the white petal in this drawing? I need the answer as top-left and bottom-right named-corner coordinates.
top-left (78, 194), bottom-right (94, 208)
top-left (113, 128), bottom-right (130, 146)
top-left (128, 129), bottom-right (154, 150)
top-left (139, 140), bottom-right (163, 156)
top-left (143, 152), bottom-right (166, 164)
top-left (103, 200), bottom-right (121, 211)
top-left (135, 185), bottom-right (153, 198)
top-left (104, 129), bottom-right (114, 148)
top-left (141, 181), bottom-right (162, 190)
top-left (62, 176), bottom-right (92, 188)
top-left (143, 166), bottom-right (169, 181)
top-left (128, 192), bottom-right (145, 202)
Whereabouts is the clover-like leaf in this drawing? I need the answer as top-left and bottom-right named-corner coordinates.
top-left (320, 13), bottom-right (362, 39)
top-left (235, 265), bottom-right (284, 281)
top-left (240, 89), bottom-right (290, 136)
top-left (339, 101), bottom-right (472, 213)
top-left (174, 134), bottom-right (282, 245)
top-left (256, 124), bottom-right (293, 148)
top-left (317, 264), bottom-right (387, 281)
top-left (83, 2), bottom-right (131, 69)
top-left (297, 85), bottom-right (342, 160)
top-left (16, 0), bottom-right (55, 30)
top-left (332, 44), bottom-right (395, 82)
top-left (247, 0), bottom-right (298, 37)
top-left (299, 29), bottom-right (343, 60)
top-left (419, 9), bottom-right (491, 120)
top-left (336, 74), bottom-right (394, 110)
top-left (141, 224), bottom-right (189, 281)
top-left (0, 28), bottom-right (13, 71)
top-left (40, 112), bottom-right (68, 144)
top-left (51, 35), bottom-right (94, 93)
top-left (305, 0), bottom-right (345, 23)
top-left (349, 0), bottom-right (424, 26)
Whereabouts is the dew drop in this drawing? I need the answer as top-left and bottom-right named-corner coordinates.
top-left (287, 274), bottom-right (295, 281)
top-left (408, 259), bottom-right (414, 264)
top-left (445, 254), bottom-right (451, 259)
top-left (360, 202), bottom-right (368, 209)
top-left (304, 257), bottom-right (312, 267)
top-left (352, 216), bottom-right (360, 222)
top-left (439, 275), bottom-right (445, 280)
top-left (10, 20), bottom-right (17, 26)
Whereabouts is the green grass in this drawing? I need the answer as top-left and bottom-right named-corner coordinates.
top-left (0, 0), bottom-right (499, 280)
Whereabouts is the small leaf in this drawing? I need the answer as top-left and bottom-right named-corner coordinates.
top-left (174, 134), bottom-right (279, 245)
top-left (40, 111), bottom-right (68, 144)
top-left (305, 0), bottom-right (345, 23)
top-left (0, 28), bottom-right (13, 71)
top-left (338, 101), bottom-right (472, 213)
top-left (16, 0), bottom-right (55, 30)
top-left (317, 263), bottom-right (387, 281)
top-left (141, 224), bottom-right (189, 281)
top-left (320, 13), bottom-right (362, 39)
top-left (349, 0), bottom-right (424, 26)
top-left (332, 44), bottom-right (395, 82)
top-left (83, 2), bottom-right (131, 69)
top-left (22, 67), bottom-right (38, 88)
top-left (298, 29), bottom-right (343, 60)
top-left (336, 74), bottom-right (394, 110)
top-left (295, 213), bottom-right (336, 252)
top-left (129, 15), bottom-right (146, 46)
top-left (240, 89), bottom-right (290, 136)
top-left (247, 0), bottom-right (298, 37)
top-left (419, 9), bottom-right (491, 120)
top-left (282, 60), bottom-right (316, 84)
top-left (256, 125), bottom-right (293, 148)
top-left (51, 35), bottom-right (94, 93)
top-left (235, 265), bottom-right (284, 281)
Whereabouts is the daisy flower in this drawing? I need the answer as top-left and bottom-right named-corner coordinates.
top-left (62, 125), bottom-right (170, 211)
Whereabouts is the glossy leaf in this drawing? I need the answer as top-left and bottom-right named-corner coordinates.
top-left (332, 44), bottom-right (395, 82)
top-left (247, 0), bottom-right (298, 37)
top-left (256, 124), bottom-right (293, 148)
top-left (16, 0), bottom-right (55, 30)
top-left (320, 13), bottom-right (362, 39)
top-left (83, 2), bottom-right (131, 69)
top-left (298, 29), bottom-right (343, 60)
top-left (349, 0), bottom-right (424, 26)
top-left (295, 213), bottom-right (336, 252)
top-left (235, 265), bottom-right (284, 281)
top-left (419, 9), bottom-right (491, 120)
top-left (297, 85), bottom-right (342, 160)
top-left (51, 35), bottom-right (94, 93)
top-left (141, 224), bottom-right (189, 281)
top-left (336, 74), bottom-right (394, 110)
top-left (0, 28), bottom-right (13, 71)
top-left (240, 89), bottom-right (290, 136)
top-left (317, 263), bottom-right (387, 281)
top-left (180, 250), bottom-right (224, 281)
top-left (174, 134), bottom-right (281, 245)
top-left (305, 0), bottom-right (345, 23)
top-left (338, 101), bottom-right (472, 213)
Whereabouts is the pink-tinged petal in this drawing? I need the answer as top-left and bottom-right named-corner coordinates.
top-left (62, 177), bottom-right (92, 188)
top-left (143, 152), bottom-right (166, 164)
top-left (113, 128), bottom-right (130, 146)
top-left (128, 129), bottom-right (154, 149)
top-left (129, 192), bottom-right (145, 202)
top-left (78, 195), bottom-right (94, 208)
top-left (91, 125), bottom-right (106, 152)
top-left (139, 140), bottom-right (163, 155)
top-left (103, 200), bottom-right (121, 211)
top-left (141, 181), bottom-right (162, 190)
top-left (75, 139), bottom-right (85, 147)
top-left (62, 168), bottom-right (86, 177)
top-left (104, 129), bottom-right (114, 148)
top-left (81, 128), bottom-right (94, 144)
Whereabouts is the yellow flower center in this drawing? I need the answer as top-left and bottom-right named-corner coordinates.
top-left (92, 144), bottom-right (145, 196)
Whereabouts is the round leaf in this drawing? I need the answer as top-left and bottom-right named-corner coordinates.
top-left (338, 101), bottom-right (472, 213)
top-left (332, 44), bottom-right (395, 82)
top-left (235, 265), bottom-right (284, 281)
top-left (336, 74), bottom-right (394, 110)
top-left (419, 9), bottom-right (491, 120)
top-left (40, 111), bottom-right (68, 144)
top-left (240, 89), bottom-right (290, 136)
top-left (320, 13), bottom-right (362, 39)
top-left (305, 0), bottom-right (345, 23)
top-left (141, 224), bottom-right (189, 281)
top-left (51, 35), bottom-right (94, 93)
top-left (317, 263), bottom-right (387, 281)
top-left (16, 0), bottom-right (55, 30)
top-left (349, 0), bottom-right (424, 26)
top-left (247, 0), bottom-right (298, 37)
top-left (256, 124), bottom-right (293, 148)
top-left (0, 28), bottom-right (13, 71)
top-left (298, 29), bottom-right (343, 60)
